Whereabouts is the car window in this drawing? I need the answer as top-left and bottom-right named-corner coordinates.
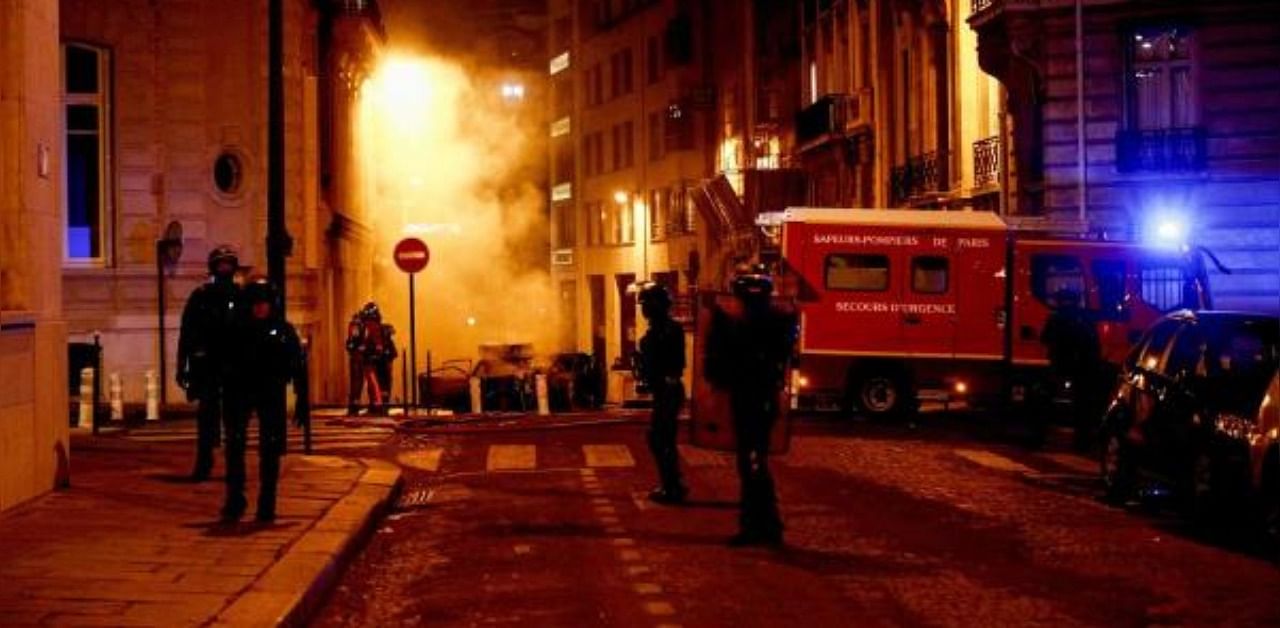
top-left (1165, 325), bottom-right (1203, 377)
top-left (1203, 318), bottom-right (1280, 414)
top-left (825, 254), bottom-right (889, 291)
top-left (911, 256), bottom-right (949, 294)
top-left (1032, 254), bottom-right (1085, 307)
top-left (1092, 260), bottom-right (1127, 321)
top-left (1137, 320), bottom-right (1181, 372)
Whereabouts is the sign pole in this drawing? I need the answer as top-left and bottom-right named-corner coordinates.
top-left (409, 272), bottom-right (417, 409)
top-left (393, 236), bottom-right (430, 414)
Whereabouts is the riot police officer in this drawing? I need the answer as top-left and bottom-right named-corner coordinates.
top-left (1040, 288), bottom-right (1102, 451)
top-left (374, 322), bottom-right (398, 414)
top-left (636, 282), bottom-right (688, 504)
top-left (706, 270), bottom-right (797, 546)
top-left (177, 246), bottom-right (241, 481)
top-left (222, 277), bottom-right (309, 522)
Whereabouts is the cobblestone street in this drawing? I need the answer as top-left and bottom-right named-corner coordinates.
top-left (316, 415), bottom-right (1280, 627)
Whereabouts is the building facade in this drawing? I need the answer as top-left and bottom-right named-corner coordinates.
top-left (548, 0), bottom-right (808, 400)
top-left (57, 0), bottom-right (385, 408)
top-left (1, 0), bottom-right (69, 512)
top-left (971, 0), bottom-right (1280, 312)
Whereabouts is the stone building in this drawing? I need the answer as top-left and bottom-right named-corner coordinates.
top-left (57, 0), bottom-right (385, 408)
top-left (547, 0), bottom-right (805, 401)
top-left (1, 0), bottom-right (68, 512)
top-left (971, 0), bottom-right (1280, 312)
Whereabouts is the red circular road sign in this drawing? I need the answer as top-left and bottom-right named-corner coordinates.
top-left (393, 238), bottom-right (431, 274)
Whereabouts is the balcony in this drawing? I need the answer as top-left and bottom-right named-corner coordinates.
top-left (972, 136), bottom-right (1001, 189)
top-left (330, 0), bottom-right (385, 38)
top-left (1115, 127), bottom-right (1206, 173)
top-left (795, 92), bottom-right (869, 149)
top-left (890, 151), bottom-right (946, 206)
top-left (968, 0), bottom-right (1039, 27)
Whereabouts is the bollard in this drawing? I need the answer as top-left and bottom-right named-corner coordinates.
top-left (469, 376), bottom-right (483, 415)
top-left (144, 370), bottom-right (160, 421)
top-left (78, 367), bottom-right (95, 429)
top-left (108, 373), bottom-right (124, 422)
top-left (535, 373), bottom-right (550, 416)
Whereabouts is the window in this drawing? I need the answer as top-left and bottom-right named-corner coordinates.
top-left (825, 254), bottom-right (889, 291)
top-left (552, 202), bottom-right (576, 249)
top-left (611, 124), bottom-right (622, 171)
top-left (1141, 262), bottom-right (1191, 312)
top-left (1031, 255), bottom-right (1085, 306)
top-left (63, 43), bottom-right (111, 264)
top-left (1092, 260), bottom-right (1128, 320)
top-left (587, 201), bottom-right (603, 245)
top-left (1136, 320), bottom-right (1181, 372)
top-left (622, 121), bottom-right (634, 168)
top-left (911, 256), bottom-right (948, 294)
top-left (1165, 325), bottom-right (1204, 378)
top-left (646, 36), bottom-right (662, 84)
top-left (648, 111), bottom-right (663, 161)
top-left (1127, 26), bottom-right (1196, 131)
top-left (621, 48), bottom-right (634, 95)
top-left (648, 189), bottom-right (664, 241)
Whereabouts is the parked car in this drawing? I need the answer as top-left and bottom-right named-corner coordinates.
top-left (1099, 311), bottom-right (1279, 530)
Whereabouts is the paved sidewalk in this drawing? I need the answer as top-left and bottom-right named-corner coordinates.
top-left (0, 431), bottom-right (400, 627)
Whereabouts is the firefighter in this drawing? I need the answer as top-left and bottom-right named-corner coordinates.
top-left (176, 245), bottom-right (241, 482)
top-left (345, 302), bottom-right (386, 415)
top-left (222, 277), bottom-right (309, 522)
top-left (1040, 288), bottom-right (1102, 452)
top-left (636, 282), bottom-right (688, 504)
top-left (706, 270), bottom-right (798, 546)
top-left (374, 321), bottom-right (398, 414)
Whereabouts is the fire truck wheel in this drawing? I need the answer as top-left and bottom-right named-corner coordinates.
top-left (849, 369), bottom-right (912, 420)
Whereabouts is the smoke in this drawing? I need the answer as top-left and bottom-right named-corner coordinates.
top-left (361, 55), bottom-right (555, 366)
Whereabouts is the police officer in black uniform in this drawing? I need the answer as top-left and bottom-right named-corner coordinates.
top-left (1040, 288), bottom-right (1102, 451)
top-left (636, 282), bottom-right (688, 504)
top-left (177, 246), bottom-right (242, 481)
top-left (706, 270), bottom-right (797, 546)
top-left (222, 277), bottom-right (310, 522)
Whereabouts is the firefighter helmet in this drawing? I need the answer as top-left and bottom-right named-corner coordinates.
top-left (244, 276), bottom-right (281, 314)
top-left (207, 245), bottom-right (239, 276)
top-left (360, 301), bottom-right (382, 322)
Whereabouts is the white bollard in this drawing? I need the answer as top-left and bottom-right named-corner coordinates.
top-left (108, 372), bottom-right (124, 422)
top-left (78, 367), bottom-right (95, 429)
top-left (535, 374), bottom-right (550, 416)
top-left (144, 370), bottom-right (160, 421)
top-left (469, 376), bottom-right (483, 414)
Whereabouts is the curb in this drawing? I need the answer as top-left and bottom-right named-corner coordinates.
top-left (212, 457), bottom-right (402, 627)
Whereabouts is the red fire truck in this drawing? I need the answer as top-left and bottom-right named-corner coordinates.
top-left (765, 208), bottom-right (1212, 418)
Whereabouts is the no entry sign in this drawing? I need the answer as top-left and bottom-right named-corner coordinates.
top-left (394, 238), bottom-right (430, 274)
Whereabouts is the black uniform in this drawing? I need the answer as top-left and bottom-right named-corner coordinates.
top-left (706, 276), bottom-right (797, 545)
top-left (223, 279), bottom-right (309, 522)
top-left (177, 256), bottom-right (242, 481)
top-left (1040, 293), bottom-right (1102, 451)
top-left (374, 323), bottom-right (398, 412)
top-left (638, 297), bottom-right (687, 502)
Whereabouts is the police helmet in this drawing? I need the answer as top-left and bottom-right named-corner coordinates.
top-left (637, 282), bottom-right (672, 308)
top-left (244, 276), bottom-right (281, 311)
top-left (207, 245), bottom-right (239, 276)
top-left (360, 301), bottom-right (382, 322)
top-left (731, 271), bottom-right (773, 301)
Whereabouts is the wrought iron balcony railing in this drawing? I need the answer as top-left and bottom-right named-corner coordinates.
top-left (890, 151), bottom-right (945, 205)
top-left (795, 92), bottom-right (868, 147)
top-left (973, 136), bottom-right (1001, 189)
top-left (1115, 127), bottom-right (1206, 173)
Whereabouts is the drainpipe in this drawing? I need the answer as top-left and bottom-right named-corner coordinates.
top-left (1075, 0), bottom-right (1087, 226)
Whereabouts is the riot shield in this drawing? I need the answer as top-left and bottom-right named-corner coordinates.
top-left (689, 291), bottom-right (793, 454)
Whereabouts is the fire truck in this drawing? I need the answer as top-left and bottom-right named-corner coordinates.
top-left (760, 208), bottom-right (1214, 419)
